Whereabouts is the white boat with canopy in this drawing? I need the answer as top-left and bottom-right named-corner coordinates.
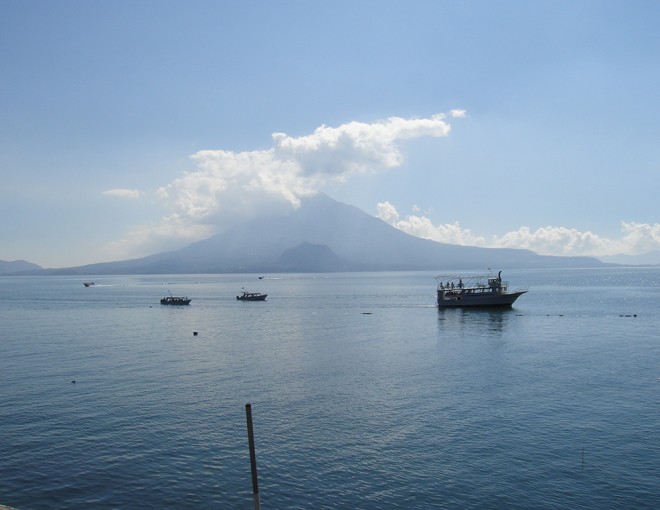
top-left (436, 271), bottom-right (527, 308)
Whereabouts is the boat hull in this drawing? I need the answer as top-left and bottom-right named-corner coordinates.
top-left (437, 290), bottom-right (527, 308)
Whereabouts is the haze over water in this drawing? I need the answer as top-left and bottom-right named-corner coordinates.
top-left (1, 268), bottom-right (659, 509)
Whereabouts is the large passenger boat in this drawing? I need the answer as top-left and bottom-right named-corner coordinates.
top-left (436, 271), bottom-right (527, 308)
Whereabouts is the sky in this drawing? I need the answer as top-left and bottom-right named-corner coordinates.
top-left (2, 0), bottom-right (660, 268)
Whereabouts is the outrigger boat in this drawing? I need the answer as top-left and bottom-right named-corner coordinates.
top-left (436, 271), bottom-right (527, 308)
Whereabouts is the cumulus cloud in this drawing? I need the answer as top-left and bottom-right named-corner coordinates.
top-left (102, 188), bottom-right (141, 199)
top-left (376, 202), bottom-right (485, 246)
top-left (618, 221), bottom-right (660, 254)
top-left (271, 113), bottom-right (451, 180)
top-left (489, 226), bottom-right (615, 256)
top-left (108, 113), bottom-right (457, 256)
top-left (154, 114), bottom-right (454, 231)
top-left (449, 109), bottom-right (466, 118)
top-left (101, 214), bottom-right (212, 262)
top-left (376, 202), bottom-right (660, 257)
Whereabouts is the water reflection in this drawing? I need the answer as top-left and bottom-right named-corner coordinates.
top-left (437, 306), bottom-right (515, 335)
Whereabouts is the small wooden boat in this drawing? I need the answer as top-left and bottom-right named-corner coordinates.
top-left (160, 292), bottom-right (191, 305)
top-left (236, 291), bottom-right (267, 301)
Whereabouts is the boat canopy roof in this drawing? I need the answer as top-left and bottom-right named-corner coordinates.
top-left (435, 273), bottom-right (505, 287)
top-left (435, 272), bottom-right (501, 281)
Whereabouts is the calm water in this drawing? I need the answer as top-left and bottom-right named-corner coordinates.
top-left (1, 268), bottom-right (659, 509)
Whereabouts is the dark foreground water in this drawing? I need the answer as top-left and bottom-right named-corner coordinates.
top-left (1, 268), bottom-right (659, 509)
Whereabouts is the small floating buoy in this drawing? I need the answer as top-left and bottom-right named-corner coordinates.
top-left (193, 331), bottom-right (198, 336)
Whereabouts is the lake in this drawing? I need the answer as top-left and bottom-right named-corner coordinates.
top-left (1, 268), bottom-right (659, 509)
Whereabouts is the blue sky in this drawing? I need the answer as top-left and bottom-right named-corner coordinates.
top-left (2, 0), bottom-right (659, 268)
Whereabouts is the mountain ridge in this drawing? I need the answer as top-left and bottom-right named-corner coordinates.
top-left (30, 193), bottom-right (605, 275)
top-left (0, 259), bottom-right (42, 275)
top-left (597, 250), bottom-right (660, 266)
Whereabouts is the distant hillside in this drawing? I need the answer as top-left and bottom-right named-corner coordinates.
top-left (278, 242), bottom-right (354, 272)
top-left (38, 193), bottom-right (605, 275)
top-left (0, 259), bottom-right (42, 275)
top-left (598, 251), bottom-right (660, 266)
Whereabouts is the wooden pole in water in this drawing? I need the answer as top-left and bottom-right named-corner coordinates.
top-left (245, 403), bottom-right (261, 510)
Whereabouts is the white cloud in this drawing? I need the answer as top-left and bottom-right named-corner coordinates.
top-left (376, 201), bottom-right (485, 246)
top-left (154, 114), bottom-right (454, 229)
top-left (489, 226), bottom-right (615, 256)
top-left (101, 215), bottom-right (212, 262)
top-left (375, 201), bottom-right (400, 224)
top-left (110, 113), bottom-right (457, 256)
top-left (377, 202), bottom-right (660, 257)
top-left (271, 114), bottom-right (452, 180)
top-left (619, 221), bottom-right (660, 254)
top-left (449, 109), bottom-right (467, 118)
top-left (102, 188), bottom-right (141, 199)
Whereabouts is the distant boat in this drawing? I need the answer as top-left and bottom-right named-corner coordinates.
top-left (83, 282), bottom-right (95, 287)
top-left (160, 292), bottom-right (191, 305)
top-left (436, 271), bottom-right (527, 308)
top-left (236, 291), bottom-right (267, 301)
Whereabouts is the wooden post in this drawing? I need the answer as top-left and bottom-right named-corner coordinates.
top-left (245, 403), bottom-right (261, 510)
